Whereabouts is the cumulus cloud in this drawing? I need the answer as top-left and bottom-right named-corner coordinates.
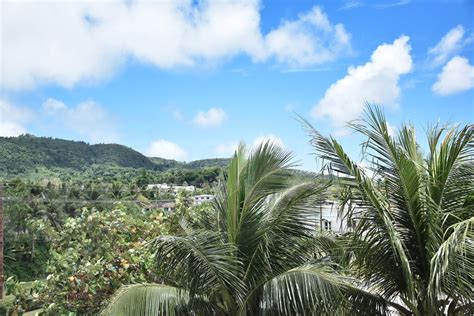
top-left (42, 98), bottom-right (119, 143)
top-left (428, 25), bottom-right (472, 67)
top-left (145, 140), bottom-right (187, 161)
top-left (193, 108), bottom-right (227, 127)
top-left (432, 56), bottom-right (474, 95)
top-left (1, 1), bottom-right (351, 90)
top-left (214, 142), bottom-right (239, 157)
top-left (253, 134), bottom-right (285, 148)
top-left (0, 100), bottom-right (34, 136)
top-left (264, 6), bottom-right (351, 67)
top-left (312, 36), bottom-right (412, 129)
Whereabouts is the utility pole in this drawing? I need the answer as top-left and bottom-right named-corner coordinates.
top-left (0, 183), bottom-right (4, 299)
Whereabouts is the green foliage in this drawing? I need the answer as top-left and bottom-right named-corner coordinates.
top-left (185, 158), bottom-right (230, 169)
top-left (4, 277), bottom-right (45, 315)
top-left (40, 207), bottom-right (166, 315)
top-left (0, 296), bottom-right (15, 316)
top-left (148, 157), bottom-right (230, 170)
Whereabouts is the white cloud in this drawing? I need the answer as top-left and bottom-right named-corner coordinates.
top-left (193, 108), bottom-right (227, 127)
top-left (214, 142), bottom-right (239, 157)
top-left (0, 100), bottom-right (34, 137)
top-left (145, 140), bottom-right (187, 161)
top-left (432, 56), bottom-right (474, 96)
top-left (42, 98), bottom-right (119, 143)
top-left (312, 35), bottom-right (412, 129)
top-left (1, 1), bottom-right (351, 90)
top-left (43, 98), bottom-right (67, 113)
top-left (264, 6), bottom-right (351, 67)
top-left (375, 0), bottom-right (411, 9)
top-left (253, 134), bottom-right (285, 148)
top-left (340, 1), bottom-right (364, 10)
top-left (428, 25), bottom-right (472, 67)
top-left (215, 135), bottom-right (284, 156)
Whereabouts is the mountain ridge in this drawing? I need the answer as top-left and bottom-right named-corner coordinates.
top-left (0, 134), bottom-right (230, 177)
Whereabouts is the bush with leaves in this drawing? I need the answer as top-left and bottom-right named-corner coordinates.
top-left (40, 206), bottom-right (167, 315)
top-left (4, 277), bottom-right (45, 314)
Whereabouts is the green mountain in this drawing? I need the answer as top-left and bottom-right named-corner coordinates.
top-left (0, 135), bottom-right (230, 178)
top-left (148, 157), bottom-right (231, 170)
top-left (185, 158), bottom-right (230, 169)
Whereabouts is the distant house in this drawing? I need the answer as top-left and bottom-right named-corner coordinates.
top-left (147, 183), bottom-right (195, 193)
top-left (153, 200), bottom-right (176, 213)
top-left (314, 201), bottom-right (350, 234)
top-left (193, 194), bottom-right (215, 204)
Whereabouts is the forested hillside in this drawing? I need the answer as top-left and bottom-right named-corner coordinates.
top-left (0, 135), bottom-right (230, 178)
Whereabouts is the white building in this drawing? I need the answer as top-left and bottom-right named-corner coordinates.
top-left (314, 201), bottom-right (350, 234)
top-left (147, 183), bottom-right (195, 193)
top-left (193, 194), bottom-right (215, 204)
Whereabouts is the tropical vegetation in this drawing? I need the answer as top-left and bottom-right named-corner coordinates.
top-left (102, 142), bottom-right (384, 315)
top-left (103, 107), bottom-right (473, 315)
top-left (1, 106), bottom-right (472, 315)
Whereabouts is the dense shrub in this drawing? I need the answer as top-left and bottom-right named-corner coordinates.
top-left (40, 207), bottom-right (167, 315)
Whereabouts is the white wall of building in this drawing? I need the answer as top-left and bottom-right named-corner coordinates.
top-left (193, 194), bottom-right (215, 204)
top-left (314, 202), bottom-right (349, 234)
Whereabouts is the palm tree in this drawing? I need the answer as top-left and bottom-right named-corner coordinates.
top-left (102, 142), bottom-right (386, 315)
top-left (302, 106), bottom-right (473, 315)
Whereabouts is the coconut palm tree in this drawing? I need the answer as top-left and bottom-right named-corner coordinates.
top-left (302, 106), bottom-right (473, 315)
top-left (102, 142), bottom-right (387, 315)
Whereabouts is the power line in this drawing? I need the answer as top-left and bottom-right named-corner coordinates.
top-left (0, 197), bottom-right (176, 204)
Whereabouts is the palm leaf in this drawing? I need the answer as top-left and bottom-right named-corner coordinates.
top-left (101, 284), bottom-right (191, 316)
top-left (259, 263), bottom-right (388, 315)
top-left (151, 231), bottom-right (246, 307)
top-left (429, 217), bottom-right (474, 303)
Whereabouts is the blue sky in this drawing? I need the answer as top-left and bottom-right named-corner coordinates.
top-left (1, 0), bottom-right (473, 170)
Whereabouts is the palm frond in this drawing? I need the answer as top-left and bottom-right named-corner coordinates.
top-left (429, 217), bottom-right (474, 303)
top-left (259, 263), bottom-right (388, 315)
top-left (101, 284), bottom-right (192, 316)
top-left (427, 124), bottom-right (474, 229)
top-left (151, 231), bottom-right (246, 306)
top-left (241, 177), bottom-right (329, 288)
